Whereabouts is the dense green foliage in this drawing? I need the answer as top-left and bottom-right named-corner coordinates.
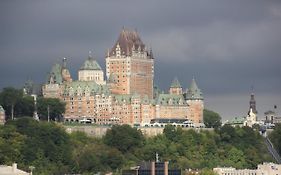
top-left (0, 87), bottom-right (65, 121)
top-left (0, 87), bottom-right (33, 119)
top-left (0, 118), bottom-right (72, 174)
top-left (37, 97), bottom-right (66, 121)
top-left (203, 109), bottom-right (222, 128)
top-left (269, 123), bottom-right (281, 155)
top-left (103, 125), bottom-right (145, 153)
top-left (0, 118), bottom-right (273, 174)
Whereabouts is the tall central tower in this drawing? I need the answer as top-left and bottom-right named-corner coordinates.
top-left (106, 28), bottom-right (154, 98)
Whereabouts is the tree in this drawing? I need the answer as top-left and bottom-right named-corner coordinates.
top-left (37, 97), bottom-right (65, 121)
top-left (103, 125), bottom-right (144, 153)
top-left (0, 87), bottom-right (23, 120)
top-left (4, 117), bottom-right (73, 174)
top-left (163, 124), bottom-right (182, 142)
top-left (14, 96), bottom-right (34, 117)
top-left (203, 109), bottom-right (222, 128)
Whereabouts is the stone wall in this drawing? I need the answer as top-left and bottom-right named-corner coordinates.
top-left (64, 125), bottom-right (213, 138)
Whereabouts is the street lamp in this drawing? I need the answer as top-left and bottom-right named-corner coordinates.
top-left (29, 166), bottom-right (35, 175)
top-left (47, 105), bottom-right (50, 122)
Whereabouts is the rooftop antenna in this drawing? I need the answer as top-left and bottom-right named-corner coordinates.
top-left (251, 85), bottom-right (254, 94)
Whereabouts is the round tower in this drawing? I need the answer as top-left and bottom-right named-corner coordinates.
top-left (185, 78), bottom-right (204, 123)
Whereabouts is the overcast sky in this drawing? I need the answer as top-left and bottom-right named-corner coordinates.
top-left (1, 0), bottom-right (281, 120)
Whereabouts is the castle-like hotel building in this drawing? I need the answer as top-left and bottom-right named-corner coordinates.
top-left (42, 29), bottom-right (204, 126)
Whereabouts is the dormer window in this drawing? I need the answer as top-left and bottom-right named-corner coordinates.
top-left (116, 43), bottom-right (121, 57)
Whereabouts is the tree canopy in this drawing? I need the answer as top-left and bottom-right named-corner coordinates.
top-left (103, 124), bottom-right (145, 153)
top-left (0, 87), bottom-right (34, 120)
top-left (37, 97), bottom-right (65, 121)
top-left (0, 118), bottom-right (273, 174)
top-left (203, 109), bottom-right (222, 128)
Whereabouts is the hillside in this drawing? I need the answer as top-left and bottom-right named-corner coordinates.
top-left (0, 118), bottom-right (274, 174)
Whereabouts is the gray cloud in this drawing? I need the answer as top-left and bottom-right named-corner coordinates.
top-left (0, 0), bottom-right (280, 119)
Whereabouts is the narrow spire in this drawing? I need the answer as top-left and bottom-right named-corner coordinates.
top-left (62, 57), bottom-right (67, 69)
top-left (249, 86), bottom-right (257, 114)
top-left (107, 49), bottom-right (110, 57)
top-left (170, 77), bottom-right (181, 88)
top-left (150, 47), bottom-right (154, 59)
top-left (251, 85), bottom-right (254, 95)
top-left (88, 51), bottom-right (93, 60)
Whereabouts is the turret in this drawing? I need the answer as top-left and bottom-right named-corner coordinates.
top-left (185, 78), bottom-right (204, 123)
top-left (61, 57), bottom-right (72, 82)
top-left (169, 77), bottom-right (182, 95)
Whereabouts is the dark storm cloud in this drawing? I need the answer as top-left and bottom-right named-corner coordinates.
top-left (1, 0), bottom-right (281, 119)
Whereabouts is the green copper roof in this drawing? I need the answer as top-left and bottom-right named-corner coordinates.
top-left (0, 105), bottom-right (4, 113)
top-left (156, 94), bottom-right (186, 105)
top-left (170, 77), bottom-right (182, 88)
top-left (63, 81), bottom-right (110, 96)
top-left (47, 63), bottom-right (63, 84)
top-left (142, 95), bottom-right (150, 104)
top-left (112, 94), bottom-right (155, 105)
top-left (80, 56), bottom-right (102, 71)
top-left (185, 78), bottom-right (203, 100)
top-left (113, 94), bottom-right (132, 104)
top-left (225, 117), bottom-right (246, 125)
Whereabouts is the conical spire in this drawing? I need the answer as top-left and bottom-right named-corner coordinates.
top-left (170, 77), bottom-right (182, 88)
top-left (185, 77), bottom-right (203, 100)
top-left (189, 77), bottom-right (199, 92)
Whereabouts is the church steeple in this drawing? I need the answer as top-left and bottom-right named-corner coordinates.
top-left (249, 87), bottom-right (257, 114)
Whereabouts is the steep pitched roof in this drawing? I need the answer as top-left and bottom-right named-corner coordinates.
top-left (170, 77), bottom-right (182, 88)
top-left (80, 55), bottom-right (102, 71)
top-left (156, 94), bottom-right (186, 105)
top-left (185, 78), bottom-right (203, 100)
top-left (63, 81), bottom-right (110, 96)
top-left (109, 28), bottom-right (145, 57)
top-left (46, 63), bottom-right (63, 84)
top-left (113, 94), bottom-right (132, 104)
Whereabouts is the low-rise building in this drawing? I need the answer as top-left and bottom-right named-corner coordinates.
top-left (0, 163), bottom-right (29, 175)
top-left (214, 162), bottom-right (281, 175)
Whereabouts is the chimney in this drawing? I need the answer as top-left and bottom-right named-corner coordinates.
top-left (12, 163), bottom-right (17, 172)
top-left (164, 161), bottom-right (169, 175)
top-left (151, 161), bottom-right (155, 175)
